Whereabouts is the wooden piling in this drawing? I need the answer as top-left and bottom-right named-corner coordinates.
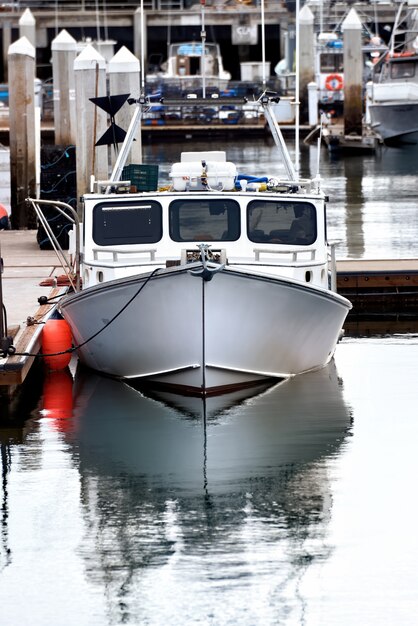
top-left (299, 5), bottom-right (315, 124)
top-left (51, 29), bottom-right (77, 146)
top-left (73, 44), bottom-right (108, 212)
top-left (342, 8), bottom-right (363, 136)
top-left (8, 36), bottom-right (37, 230)
top-left (108, 46), bottom-right (142, 167)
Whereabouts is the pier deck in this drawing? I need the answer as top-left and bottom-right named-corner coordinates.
top-left (0, 230), bottom-right (65, 391)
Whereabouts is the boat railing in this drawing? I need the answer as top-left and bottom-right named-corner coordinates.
top-left (26, 197), bottom-right (81, 292)
top-left (327, 241), bottom-right (339, 292)
top-left (253, 248), bottom-right (317, 263)
top-left (91, 247), bottom-right (157, 262)
top-left (90, 177), bottom-right (132, 194)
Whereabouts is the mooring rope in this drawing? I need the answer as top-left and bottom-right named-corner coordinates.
top-left (3, 267), bottom-right (161, 360)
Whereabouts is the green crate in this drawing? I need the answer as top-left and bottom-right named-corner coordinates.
top-left (121, 163), bottom-right (159, 191)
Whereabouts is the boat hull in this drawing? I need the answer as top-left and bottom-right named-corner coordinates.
top-left (59, 264), bottom-right (351, 394)
top-left (369, 101), bottom-right (418, 143)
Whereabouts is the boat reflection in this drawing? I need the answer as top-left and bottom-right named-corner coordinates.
top-left (68, 360), bottom-right (353, 494)
top-left (39, 361), bottom-right (354, 619)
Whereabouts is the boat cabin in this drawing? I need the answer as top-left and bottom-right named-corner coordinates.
top-left (147, 42), bottom-right (231, 88)
top-left (79, 153), bottom-right (329, 293)
top-left (371, 52), bottom-right (418, 102)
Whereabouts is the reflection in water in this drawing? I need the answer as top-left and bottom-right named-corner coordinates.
top-left (0, 361), bottom-right (46, 574)
top-left (37, 361), bottom-right (353, 625)
top-left (343, 157), bottom-right (365, 258)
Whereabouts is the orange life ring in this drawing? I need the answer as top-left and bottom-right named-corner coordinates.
top-left (325, 74), bottom-right (344, 91)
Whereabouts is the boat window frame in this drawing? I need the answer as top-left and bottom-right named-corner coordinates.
top-left (390, 59), bottom-right (416, 79)
top-left (92, 199), bottom-right (163, 246)
top-left (169, 198), bottom-right (241, 242)
top-left (320, 52), bottom-right (344, 73)
top-left (247, 199), bottom-right (317, 246)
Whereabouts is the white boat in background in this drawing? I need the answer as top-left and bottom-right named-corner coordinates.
top-left (366, 1), bottom-right (418, 143)
top-left (146, 41), bottom-right (231, 91)
top-left (368, 50), bottom-right (418, 142)
top-left (28, 93), bottom-right (351, 396)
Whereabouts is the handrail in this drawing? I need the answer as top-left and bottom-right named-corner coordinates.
top-left (327, 242), bottom-right (338, 292)
top-left (253, 247), bottom-right (316, 262)
top-left (26, 198), bottom-right (81, 292)
top-left (92, 247), bottom-right (157, 262)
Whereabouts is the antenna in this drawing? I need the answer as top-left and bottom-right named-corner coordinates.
top-left (261, 0), bottom-right (266, 88)
top-left (295, 0), bottom-right (300, 175)
top-left (315, 115), bottom-right (324, 179)
top-left (201, 0), bottom-right (206, 98)
top-left (390, 1), bottom-right (405, 56)
top-left (140, 0), bottom-right (146, 97)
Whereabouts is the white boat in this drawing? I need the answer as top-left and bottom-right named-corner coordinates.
top-left (29, 95), bottom-right (351, 395)
top-left (368, 48), bottom-right (418, 143)
top-left (146, 41), bottom-right (231, 91)
top-left (367, 3), bottom-right (418, 143)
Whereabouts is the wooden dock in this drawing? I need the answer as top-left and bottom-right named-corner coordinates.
top-left (2, 230), bottom-right (418, 398)
top-left (0, 230), bottom-right (66, 394)
top-left (337, 258), bottom-right (418, 314)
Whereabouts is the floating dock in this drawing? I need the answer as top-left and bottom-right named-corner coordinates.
top-left (304, 121), bottom-right (380, 154)
top-left (0, 230), bottom-right (65, 393)
top-left (337, 258), bottom-right (418, 314)
top-left (1, 231), bottom-right (418, 398)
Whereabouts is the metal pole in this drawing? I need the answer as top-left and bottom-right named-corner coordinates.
top-left (140, 0), bottom-right (145, 97)
top-left (0, 245), bottom-right (4, 341)
top-left (261, 0), bottom-right (266, 88)
top-left (0, 242), bottom-right (14, 357)
top-left (295, 0), bottom-right (300, 175)
top-left (200, 0), bottom-right (206, 98)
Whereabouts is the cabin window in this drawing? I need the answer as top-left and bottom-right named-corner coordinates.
top-left (320, 53), bottom-right (344, 73)
top-left (247, 200), bottom-right (317, 245)
top-left (390, 61), bottom-right (415, 79)
top-left (92, 200), bottom-right (162, 246)
top-left (169, 199), bottom-right (240, 242)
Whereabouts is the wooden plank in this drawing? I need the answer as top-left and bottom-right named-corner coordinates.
top-left (337, 258), bottom-right (418, 272)
top-left (338, 273), bottom-right (418, 288)
top-left (0, 287), bottom-right (64, 386)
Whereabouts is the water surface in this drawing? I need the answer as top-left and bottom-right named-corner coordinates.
top-left (1, 339), bottom-right (418, 625)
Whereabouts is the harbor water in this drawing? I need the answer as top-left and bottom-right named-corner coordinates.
top-left (1, 139), bottom-right (418, 625)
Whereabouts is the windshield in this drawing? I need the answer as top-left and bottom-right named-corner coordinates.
top-left (247, 200), bottom-right (317, 245)
top-left (169, 198), bottom-right (240, 241)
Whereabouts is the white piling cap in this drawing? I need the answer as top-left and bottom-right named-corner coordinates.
top-left (8, 36), bottom-right (35, 58)
top-left (299, 4), bottom-right (314, 25)
top-left (108, 46), bottom-right (140, 74)
top-left (52, 29), bottom-right (77, 51)
top-left (342, 8), bottom-right (362, 31)
top-left (74, 44), bottom-right (106, 70)
top-left (19, 8), bottom-right (35, 26)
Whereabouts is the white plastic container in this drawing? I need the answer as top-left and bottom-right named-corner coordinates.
top-left (169, 159), bottom-right (237, 191)
top-left (180, 151), bottom-right (227, 162)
